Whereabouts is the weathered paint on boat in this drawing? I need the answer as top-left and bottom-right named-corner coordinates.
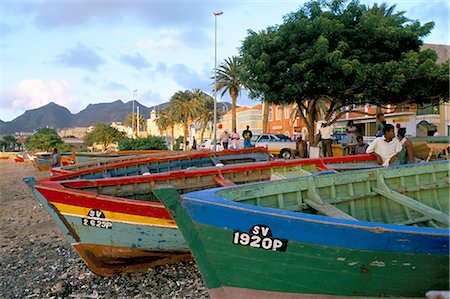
top-left (155, 161), bottom-right (450, 298)
top-left (25, 154), bottom-right (378, 276)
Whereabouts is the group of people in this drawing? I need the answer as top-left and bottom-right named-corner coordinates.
top-left (219, 126), bottom-right (253, 149)
top-left (315, 114), bottom-right (415, 167)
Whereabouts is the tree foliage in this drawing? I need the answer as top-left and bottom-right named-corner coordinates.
top-left (2, 135), bottom-right (19, 150)
top-left (118, 136), bottom-right (168, 150)
top-left (84, 123), bottom-right (123, 149)
top-left (169, 90), bottom-right (200, 151)
top-left (240, 0), bottom-right (449, 142)
top-left (25, 128), bottom-right (65, 151)
top-left (125, 113), bottom-right (146, 131)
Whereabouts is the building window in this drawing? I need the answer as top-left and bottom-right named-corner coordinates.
top-left (276, 106), bottom-right (282, 120)
top-left (268, 107), bottom-right (273, 121)
top-left (284, 106), bottom-right (290, 119)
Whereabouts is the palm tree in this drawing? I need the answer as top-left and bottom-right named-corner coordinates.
top-left (169, 90), bottom-right (200, 151)
top-left (155, 107), bottom-right (176, 150)
top-left (125, 113), bottom-right (146, 135)
top-left (192, 89), bottom-right (214, 142)
top-left (216, 56), bottom-right (248, 131)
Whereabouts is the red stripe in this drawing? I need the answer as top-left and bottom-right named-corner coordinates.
top-left (35, 185), bottom-right (172, 219)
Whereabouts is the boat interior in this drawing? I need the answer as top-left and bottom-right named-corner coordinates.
top-left (214, 161), bottom-right (450, 228)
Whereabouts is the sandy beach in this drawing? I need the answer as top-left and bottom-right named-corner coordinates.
top-left (0, 159), bottom-right (208, 298)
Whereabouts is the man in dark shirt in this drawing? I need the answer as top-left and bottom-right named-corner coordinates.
top-left (242, 126), bottom-right (253, 148)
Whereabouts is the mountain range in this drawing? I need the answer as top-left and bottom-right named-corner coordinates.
top-left (0, 100), bottom-right (231, 135)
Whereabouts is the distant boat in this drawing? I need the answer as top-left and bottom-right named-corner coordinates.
top-left (25, 154), bottom-right (379, 276)
top-left (45, 147), bottom-right (273, 179)
top-left (155, 161), bottom-right (450, 299)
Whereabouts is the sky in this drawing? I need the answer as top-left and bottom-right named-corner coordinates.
top-left (0, 0), bottom-right (448, 122)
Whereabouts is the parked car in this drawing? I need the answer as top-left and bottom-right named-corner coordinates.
top-left (199, 139), bottom-right (224, 151)
top-left (250, 133), bottom-right (297, 159)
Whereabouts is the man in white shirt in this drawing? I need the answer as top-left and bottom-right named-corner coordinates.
top-left (318, 121), bottom-right (333, 157)
top-left (366, 124), bottom-right (402, 167)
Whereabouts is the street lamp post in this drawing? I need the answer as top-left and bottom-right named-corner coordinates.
top-left (132, 89), bottom-right (137, 138)
top-left (213, 10), bottom-right (223, 152)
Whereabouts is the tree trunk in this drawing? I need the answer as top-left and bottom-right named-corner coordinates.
top-left (170, 126), bottom-right (174, 151)
top-left (231, 92), bottom-right (237, 131)
top-left (262, 101), bottom-right (269, 133)
top-left (200, 116), bottom-right (207, 142)
top-left (183, 124), bottom-right (189, 151)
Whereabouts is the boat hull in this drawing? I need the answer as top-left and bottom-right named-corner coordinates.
top-left (155, 162), bottom-right (450, 298)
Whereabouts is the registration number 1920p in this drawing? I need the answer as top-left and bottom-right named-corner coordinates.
top-left (232, 224), bottom-right (288, 252)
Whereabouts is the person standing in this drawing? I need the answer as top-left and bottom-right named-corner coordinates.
top-left (191, 136), bottom-right (197, 150)
top-left (230, 128), bottom-right (240, 149)
top-left (366, 124), bottom-right (402, 167)
top-left (295, 135), bottom-right (308, 158)
top-left (318, 122), bottom-right (333, 157)
top-left (346, 120), bottom-right (358, 144)
top-left (242, 125), bottom-right (253, 148)
top-left (397, 128), bottom-right (414, 164)
top-left (51, 148), bottom-right (61, 167)
top-left (219, 130), bottom-right (230, 150)
top-left (375, 113), bottom-right (386, 137)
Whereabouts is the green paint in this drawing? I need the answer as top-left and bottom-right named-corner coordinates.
top-left (192, 223), bottom-right (449, 297)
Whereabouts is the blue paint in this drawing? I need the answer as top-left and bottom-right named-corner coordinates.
top-left (181, 161), bottom-right (450, 255)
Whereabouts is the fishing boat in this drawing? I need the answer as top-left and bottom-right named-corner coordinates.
top-left (44, 147), bottom-right (273, 180)
top-left (52, 150), bottom-right (207, 175)
top-left (25, 154), bottom-right (378, 276)
top-left (155, 161), bottom-right (450, 299)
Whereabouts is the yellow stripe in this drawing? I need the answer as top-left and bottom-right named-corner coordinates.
top-left (52, 202), bottom-right (177, 227)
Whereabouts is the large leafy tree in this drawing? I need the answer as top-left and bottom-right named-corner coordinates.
top-left (25, 128), bottom-right (65, 151)
top-left (241, 0), bottom-right (449, 142)
top-left (84, 123), bottom-right (123, 150)
top-left (216, 56), bottom-right (248, 131)
top-left (168, 90), bottom-right (200, 151)
top-left (2, 135), bottom-right (18, 150)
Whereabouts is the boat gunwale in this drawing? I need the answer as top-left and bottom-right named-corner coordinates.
top-left (177, 160), bottom-right (450, 236)
top-left (43, 147), bottom-right (271, 181)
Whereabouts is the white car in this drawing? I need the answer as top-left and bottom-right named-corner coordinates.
top-left (199, 139), bottom-right (224, 151)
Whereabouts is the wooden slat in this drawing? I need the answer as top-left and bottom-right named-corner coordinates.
top-left (374, 173), bottom-right (450, 226)
top-left (304, 199), bottom-right (358, 221)
top-left (213, 176), bottom-right (236, 187)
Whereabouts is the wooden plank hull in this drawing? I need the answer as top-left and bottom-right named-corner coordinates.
top-left (24, 178), bottom-right (189, 276)
top-left (26, 154), bottom-right (379, 276)
top-left (155, 161), bottom-right (450, 298)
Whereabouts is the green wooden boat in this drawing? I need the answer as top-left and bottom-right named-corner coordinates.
top-left (156, 161), bottom-right (450, 298)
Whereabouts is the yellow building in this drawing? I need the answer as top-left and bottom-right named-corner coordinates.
top-left (220, 104), bottom-right (263, 136)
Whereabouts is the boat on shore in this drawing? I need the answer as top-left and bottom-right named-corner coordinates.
top-left (155, 161), bottom-right (449, 298)
top-left (25, 154), bottom-right (378, 276)
top-left (45, 147), bottom-right (273, 179)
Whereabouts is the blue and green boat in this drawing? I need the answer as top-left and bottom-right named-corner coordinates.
top-left (156, 161), bottom-right (449, 298)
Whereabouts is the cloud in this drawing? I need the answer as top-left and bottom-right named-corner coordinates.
top-left (137, 37), bottom-right (177, 50)
top-left (104, 81), bottom-right (128, 91)
top-left (119, 53), bottom-right (151, 70)
top-left (54, 43), bottom-right (105, 72)
top-left (83, 76), bottom-right (96, 85)
top-left (140, 90), bottom-right (165, 106)
top-left (5, 79), bottom-right (79, 111)
top-left (168, 64), bottom-right (212, 93)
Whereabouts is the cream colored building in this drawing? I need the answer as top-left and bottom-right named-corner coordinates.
top-left (220, 104), bottom-right (263, 136)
